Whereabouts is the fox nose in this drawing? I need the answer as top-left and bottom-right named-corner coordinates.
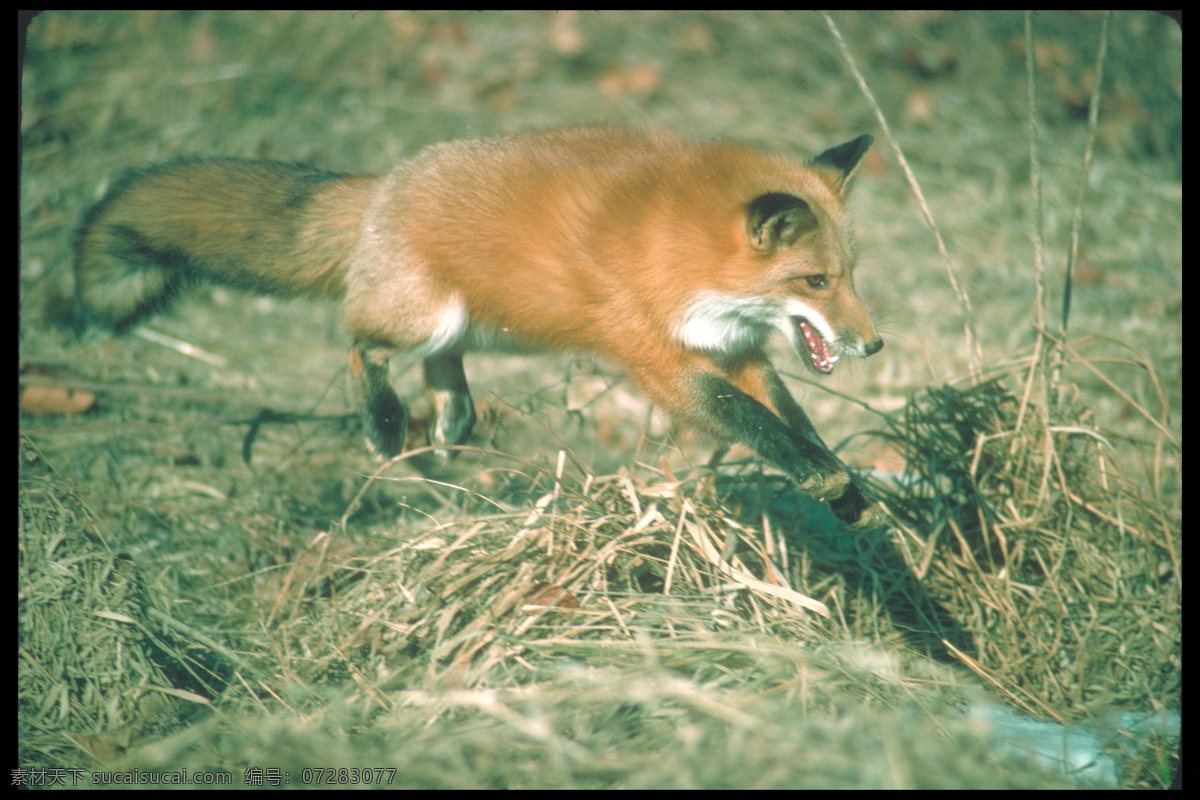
top-left (864, 338), bottom-right (884, 356)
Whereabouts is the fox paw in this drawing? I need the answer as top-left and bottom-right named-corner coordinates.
top-left (363, 400), bottom-right (408, 460)
top-left (796, 468), bottom-right (851, 501)
top-left (828, 484), bottom-right (884, 529)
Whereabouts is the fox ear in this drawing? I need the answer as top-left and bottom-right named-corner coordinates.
top-left (746, 192), bottom-right (818, 251)
top-left (811, 134), bottom-right (873, 194)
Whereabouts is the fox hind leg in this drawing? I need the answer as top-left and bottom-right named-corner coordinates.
top-left (423, 354), bottom-right (476, 461)
top-left (349, 339), bottom-right (408, 458)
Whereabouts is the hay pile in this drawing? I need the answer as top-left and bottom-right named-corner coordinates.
top-left (262, 448), bottom-right (836, 691)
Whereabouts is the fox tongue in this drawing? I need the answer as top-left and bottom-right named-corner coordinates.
top-left (798, 320), bottom-right (836, 374)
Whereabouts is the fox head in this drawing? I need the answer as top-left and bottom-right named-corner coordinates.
top-left (677, 134), bottom-right (882, 375)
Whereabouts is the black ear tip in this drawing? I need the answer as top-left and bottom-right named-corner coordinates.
top-left (811, 134), bottom-right (874, 185)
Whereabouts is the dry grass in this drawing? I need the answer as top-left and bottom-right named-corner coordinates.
top-left (20, 10), bottom-right (1179, 788)
top-left (869, 360), bottom-right (1178, 719)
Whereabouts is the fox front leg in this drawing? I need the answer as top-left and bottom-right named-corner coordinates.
top-left (683, 371), bottom-right (844, 494)
top-left (755, 367), bottom-right (882, 528)
top-left (689, 369), bottom-right (880, 528)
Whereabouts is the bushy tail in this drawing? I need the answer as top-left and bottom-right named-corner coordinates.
top-left (71, 204), bottom-right (187, 333)
top-left (66, 158), bottom-right (374, 336)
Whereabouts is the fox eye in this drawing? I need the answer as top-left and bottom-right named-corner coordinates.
top-left (805, 275), bottom-right (827, 289)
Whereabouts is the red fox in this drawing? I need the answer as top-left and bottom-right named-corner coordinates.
top-left (71, 125), bottom-right (883, 526)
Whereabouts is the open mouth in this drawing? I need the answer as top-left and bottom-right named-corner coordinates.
top-left (796, 318), bottom-right (838, 374)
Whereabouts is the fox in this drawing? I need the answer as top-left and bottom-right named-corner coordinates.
top-left (70, 125), bottom-right (884, 526)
